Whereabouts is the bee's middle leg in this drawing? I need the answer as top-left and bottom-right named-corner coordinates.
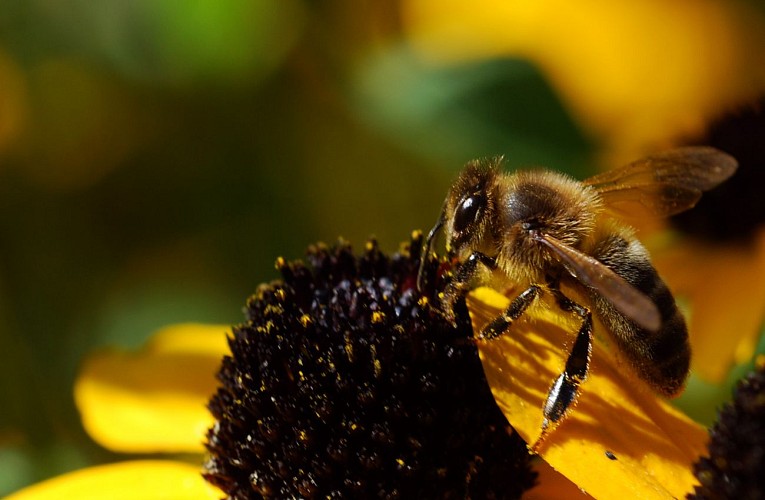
top-left (477, 285), bottom-right (541, 340)
top-left (532, 288), bottom-right (593, 453)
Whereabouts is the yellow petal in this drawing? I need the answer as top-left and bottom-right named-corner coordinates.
top-left (653, 228), bottom-right (765, 382)
top-left (524, 459), bottom-right (589, 499)
top-left (402, 0), bottom-right (764, 159)
top-left (75, 323), bottom-right (230, 453)
top-left (469, 287), bottom-right (708, 499)
top-left (5, 460), bottom-right (219, 500)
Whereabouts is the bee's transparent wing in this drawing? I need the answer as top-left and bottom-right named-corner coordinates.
top-left (584, 146), bottom-right (737, 218)
top-left (533, 233), bottom-right (661, 332)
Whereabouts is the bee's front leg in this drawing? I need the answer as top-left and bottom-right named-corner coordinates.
top-left (440, 251), bottom-right (497, 323)
top-left (532, 288), bottom-right (593, 453)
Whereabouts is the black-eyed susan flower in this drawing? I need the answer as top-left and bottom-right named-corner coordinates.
top-left (10, 234), bottom-right (537, 499)
top-left (8, 234), bottom-right (763, 499)
top-left (203, 235), bottom-right (535, 498)
top-left (688, 357), bottom-right (765, 499)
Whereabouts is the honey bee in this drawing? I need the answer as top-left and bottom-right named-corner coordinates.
top-left (418, 147), bottom-right (737, 450)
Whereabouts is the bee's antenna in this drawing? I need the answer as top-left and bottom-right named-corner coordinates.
top-left (417, 212), bottom-right (445, 293)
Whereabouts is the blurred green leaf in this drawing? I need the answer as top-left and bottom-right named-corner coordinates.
top-left (0, 445), bottom-right (34, 497)
top-left (352, 47), bottom-right (595, 176)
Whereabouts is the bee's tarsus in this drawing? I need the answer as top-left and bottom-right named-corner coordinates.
top-left (513, 288), bottom-right (593, 452)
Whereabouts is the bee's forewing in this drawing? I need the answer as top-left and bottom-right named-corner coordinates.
top-left (534, 233), bottom-right (661, 332)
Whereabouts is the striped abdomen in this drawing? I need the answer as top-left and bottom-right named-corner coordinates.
top-left (588, 234), bottom-right (690, 396)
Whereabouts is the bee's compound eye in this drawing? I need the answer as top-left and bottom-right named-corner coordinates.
top-left (454, 195), bottom-right (483, 233)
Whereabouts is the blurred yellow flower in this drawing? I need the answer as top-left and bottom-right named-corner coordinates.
top-left (5, 460), bottom-right (219, 500)
top-left (74, 323), bottom-right (230, 453)
top-left (400, 0), bottom-right (765, 162)
top-left (7, 324), bottom-right (229, 499)
top-left (653, 229), bottom-right (765, 382)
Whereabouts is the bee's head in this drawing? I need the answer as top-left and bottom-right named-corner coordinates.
top-left (417, 158), bottom-right (501, 292)
top-left (442, 158), bottom-right (501, 260)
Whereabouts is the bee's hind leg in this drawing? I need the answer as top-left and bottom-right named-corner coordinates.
top-left (531, 288), bottom-right (593, 453)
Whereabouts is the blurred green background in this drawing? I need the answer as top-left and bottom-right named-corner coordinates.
top-left (1, 0), bottom-right (764, 495)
